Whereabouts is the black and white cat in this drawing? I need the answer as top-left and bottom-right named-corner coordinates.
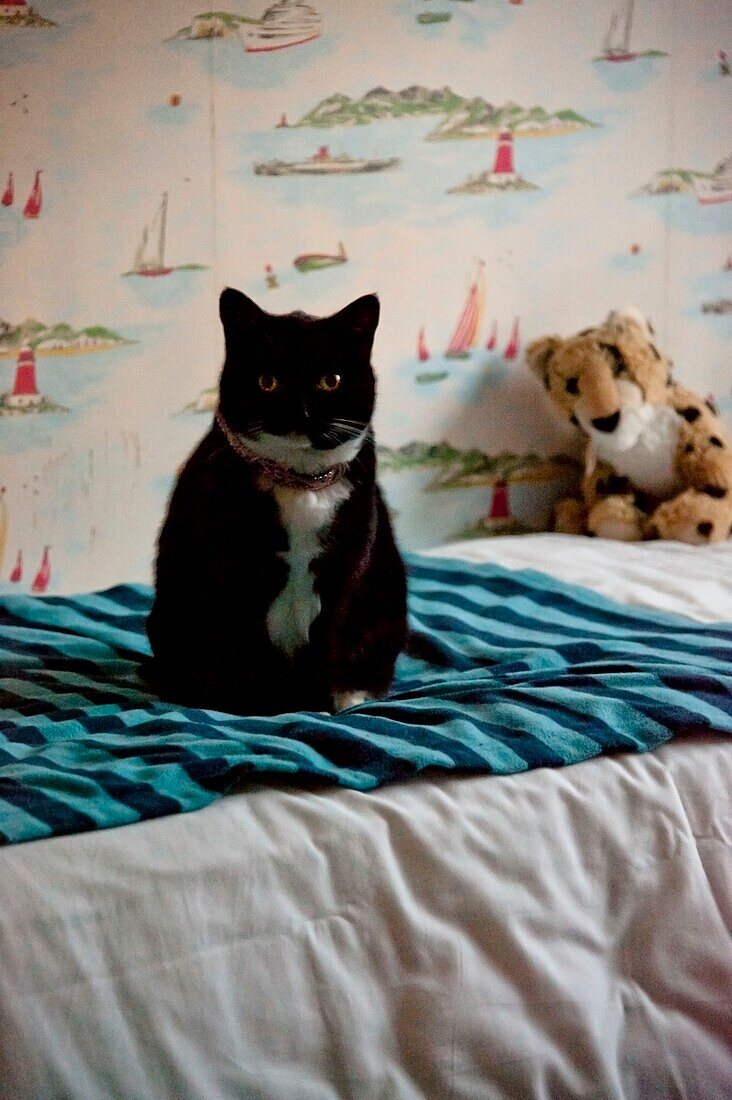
top-left (147, 289), bottom-right (407, 715)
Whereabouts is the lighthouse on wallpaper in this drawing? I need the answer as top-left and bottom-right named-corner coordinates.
top-left (449, 129), bottom-right (538, 193)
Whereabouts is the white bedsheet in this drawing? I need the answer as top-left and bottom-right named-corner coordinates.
top-left (2, 536), bottom-right (731, 1100)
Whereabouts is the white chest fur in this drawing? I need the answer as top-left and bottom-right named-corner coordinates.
top-left (266, 480), bottom-right (351, 656)
top-left (590, 404), bottom-right (682, 498)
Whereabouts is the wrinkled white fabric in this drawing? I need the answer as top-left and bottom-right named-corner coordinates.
top-left (1, 536), bottom-right (731, 1100)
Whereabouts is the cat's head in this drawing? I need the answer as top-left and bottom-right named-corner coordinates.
top-left (217, 288), bottom-right (380, 473)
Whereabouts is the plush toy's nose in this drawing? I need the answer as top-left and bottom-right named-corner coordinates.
top-left (592, 411), bottom-right (621, 433)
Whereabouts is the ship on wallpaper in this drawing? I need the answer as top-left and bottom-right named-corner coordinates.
top-left (445, 263), bottom-right (485, 359)
top-left (6, 545), bottom-right (51, 590)
top-left (637, 154), bottom-right (732, 205)
top-left (293, 241), bottom-right (347, 272)
top-left (0, 318), bottom-right (131, 356)
top-left (415, 264), bottom-right (521, 383)
top-left (169, 1), bottom-right (322, 50)
top-left (2, 170), bottom-right (42, 215)
top-left (254, 146), bottom-right (399, 176)
top-left (23, 169), bottom-right (42, 218)
top-left (416, 12), bottom-right (452, 25)
top-left (0, 0), bottom-right (55, 28)
top-left (295, 86), bottom-right (598, 139)
top-left (0, 346), bottom-right (67, 416)
top-left (449, 130), bottom-right (538, 194)
top-left (594, 0), bottom-right (666, 64)
top-left (123, 192), bottom-right (207, 277)
top-left (243, 1), bottom-right (322, 52)
top-left (701, 299), bottom-right (732, 315)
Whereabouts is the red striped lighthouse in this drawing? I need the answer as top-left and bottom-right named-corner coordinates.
top-left (488, 478), bottom-right (511, 521)
top-left (492, 130), bottom-right (515, 176)
top-left (7, 345), bottom-right (42, 408)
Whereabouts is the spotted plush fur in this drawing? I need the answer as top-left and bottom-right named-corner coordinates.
top-left (527, 308), bottom-right (732, 544)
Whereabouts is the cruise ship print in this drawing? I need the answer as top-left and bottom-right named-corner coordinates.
top-left (243, 0), bottom-right (322, 53)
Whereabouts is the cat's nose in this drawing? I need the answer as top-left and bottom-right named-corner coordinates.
top-left (592, 411), bottom-right (621, 433)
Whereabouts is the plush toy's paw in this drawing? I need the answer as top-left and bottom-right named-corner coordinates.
top-left (551, 496), bottom-right (587, 535)
top-left (647, 490), bottom-right (732, 545)
top-left (587, 498), bottom-right (645, 541)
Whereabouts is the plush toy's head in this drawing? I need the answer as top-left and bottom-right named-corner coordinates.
top-left (526, 308), bottom-right (674, 452)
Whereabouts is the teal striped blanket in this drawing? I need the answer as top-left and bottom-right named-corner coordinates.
top-left (1, 556), bottom-right (731, 845)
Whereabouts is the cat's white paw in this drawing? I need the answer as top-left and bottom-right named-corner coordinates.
top-left (332, 690), bottom-right (371, 712)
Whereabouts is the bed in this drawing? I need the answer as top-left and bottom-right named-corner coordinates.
top-left (1, 534), bottom-right (731, 1100)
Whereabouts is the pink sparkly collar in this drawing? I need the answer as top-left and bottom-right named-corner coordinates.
top-left (215, 411), bottom-right (347, 491)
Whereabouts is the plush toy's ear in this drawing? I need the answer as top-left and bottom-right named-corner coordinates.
top-left (604, 306), bottom-right (652, 341)
top-left (526, 336), bottom-right (561, 387)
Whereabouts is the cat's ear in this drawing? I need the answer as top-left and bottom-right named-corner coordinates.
top-left (333, 294), bottom-right (380, 341)
top-left (219, 288), bottom-right (265, 335)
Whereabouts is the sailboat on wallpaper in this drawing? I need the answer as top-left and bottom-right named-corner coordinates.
top-left (445, 262), bottom-right (486, 360)
top-left (123, 192), bottom-right (206, 277)
top-left (595, 0), bottom-right (666, 63)
top-left (23, 170), bottom-right (42, 218)
top-left (2, 172), bottom-right (13, 206)
top-left (503, 318), bottom-right (521, 361)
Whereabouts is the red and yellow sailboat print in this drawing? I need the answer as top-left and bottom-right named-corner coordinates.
top-left (445, 261), bottom-right (486, 360)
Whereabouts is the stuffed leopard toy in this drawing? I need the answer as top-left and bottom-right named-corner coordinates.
top-left (526, 307), bottom-right (732, 544)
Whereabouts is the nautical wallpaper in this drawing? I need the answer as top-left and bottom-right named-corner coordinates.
top-left (1, 0), bottom-right (730, 594)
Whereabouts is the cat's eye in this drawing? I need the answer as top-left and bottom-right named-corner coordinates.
top-left (565, 376), bottom-right (579, 395)
top-left (258, 374), bottom-right (279, 393)
top-left (317, 373), bottom-right (341, 392)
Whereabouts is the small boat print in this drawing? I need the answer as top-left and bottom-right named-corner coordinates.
top-left (265, 263), bottom-right (279, 289)
top-left (126, 192), bottom-right (174, 277)
top-left (416, 12), bottom-right (452, 24)
top-left (445, 262), bottom-right (486, 359)
top-left (23, 169), bottom-right (42, 218)
top-left (255, 146), bottom-right (399, 176)
top-left (9, 549), bottom-right (22, 583)
top-left (600, 0), bottom-right (638, 62)
top-left (1, 172), bottom-right (13, 207)
top-left (693, 175), bottom-right (732, 205)
top-left (31, 545), bottom-right (50, 594)
top-left (485, 320), bottom-right (497, 351)
top-left (503, 317), bottom-right (520, 361)
top-left (276, 113), bottom-right (289, 128)
top-left (243, 0), bottom-right (323, 53)
top-left (416, 370), bottom-right (449, 385)
top-left (417, 327), bottom-right (430, 362)
top-left (293, 240), bottom-right (347, 273)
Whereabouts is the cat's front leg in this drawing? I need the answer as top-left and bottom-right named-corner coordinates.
top-left (331, 690), bottom-right (373, 712)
